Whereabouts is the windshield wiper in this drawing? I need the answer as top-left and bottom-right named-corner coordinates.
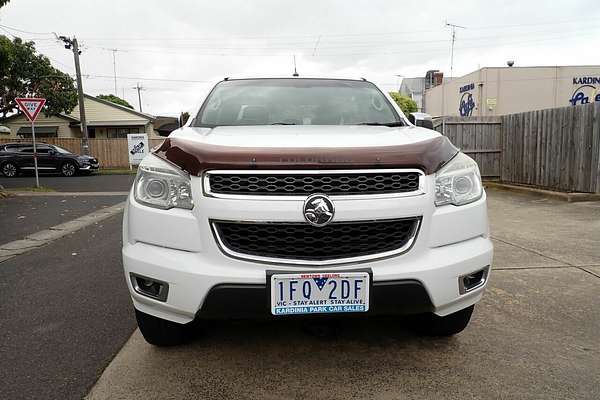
top-left (271, 122), bottom-right (297, 125)
top-left (356, 122), bottom-right (404, 127)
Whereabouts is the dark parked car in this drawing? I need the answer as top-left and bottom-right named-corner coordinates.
top-left (0, 143), bottom-right (99, 177)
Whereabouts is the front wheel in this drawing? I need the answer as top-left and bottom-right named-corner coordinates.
top-left (135, 309), bottom-right (192, 346)
top-left (60, 161), bottom-right (76, 177)
top-left (1, 162), bottom-right (18, 177)
top-left (412, 305), bottom-right (474, 336)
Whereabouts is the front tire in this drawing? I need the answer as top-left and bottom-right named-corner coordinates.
top-left (60, 161), bottom-right (76, 177)
top-left (135, 309), bottom-right (192, 346)
top-left (413, 305), bottom-right (474, 336)
top-left (1, 162), bottom-right (18, 177)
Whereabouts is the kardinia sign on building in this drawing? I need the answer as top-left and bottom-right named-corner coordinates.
top-left (570, 76), bottom-right (600, 105)
top-left (423, 66), bottom-right (600, 117)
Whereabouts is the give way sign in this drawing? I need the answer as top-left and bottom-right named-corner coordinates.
top-left (15, 97), bottom-right (46, 122)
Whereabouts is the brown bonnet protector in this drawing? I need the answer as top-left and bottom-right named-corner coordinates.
top-left (153, 135), bottom-right (458, 176)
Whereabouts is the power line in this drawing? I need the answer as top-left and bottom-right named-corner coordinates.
top-left (77, 25), bottom-right (600, 54)
top-left (3, 21), bottom-right (598, 53)
top-left (77, 29), bottom-right (600, 58)
top-left (0, 23), bottom-right (54, 36)
top-left (0, 25), bottom-right (16, 38)
top-left (0, 16), bottom-right (580, 43)
top-left (85, 74), bottom-right (210, 83)
top-left (79, 73), bottom-right (596, 85)
top-left (80, 16), bottom-right (599, 41)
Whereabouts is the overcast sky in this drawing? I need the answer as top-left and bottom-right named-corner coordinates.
top-left (1, 0), bottom-right (599, 116)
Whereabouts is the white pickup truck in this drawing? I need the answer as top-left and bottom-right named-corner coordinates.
top-left (122, 77), bottom-right (493, 346)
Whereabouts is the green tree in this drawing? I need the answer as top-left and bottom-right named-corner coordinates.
top-left (96, 94), bottom-right (133, 109)
top-left (0, 36), bottom-right (78, 118)
top-left (388, 92), bottom-right (418, 117)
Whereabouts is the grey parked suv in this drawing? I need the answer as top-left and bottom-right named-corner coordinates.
top-left (0, 143), bottom-right (99, 177)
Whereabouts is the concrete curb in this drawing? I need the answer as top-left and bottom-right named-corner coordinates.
top-left (484, 182), bottom-right (600, 202)
top-left (0, 202), bottom-right (125, 264)
top-left (10, 191), bottom-right (129, 197)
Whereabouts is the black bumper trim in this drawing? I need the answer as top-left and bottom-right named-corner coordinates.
top-left (196, 279), bottom-right (433, 319)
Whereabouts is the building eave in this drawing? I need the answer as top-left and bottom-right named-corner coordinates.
top-left (83, 94), bottom-right (156, 121)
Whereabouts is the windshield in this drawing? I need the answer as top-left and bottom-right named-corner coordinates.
top-left (193, 79), bottom-right (402, 127)
top-left (53, 145), bottom-right (73, 154)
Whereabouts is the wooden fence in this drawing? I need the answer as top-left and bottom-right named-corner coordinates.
top-left (501, 103), bottom-right (600, 193)
top-left (434, 103), bottom-right (600, 193)
top-left (3, 104), bottom-right (600, 193)
top-left (433, 116), bottom-right (502, 179)
top-left (0, 138), bottom-right (165, 168)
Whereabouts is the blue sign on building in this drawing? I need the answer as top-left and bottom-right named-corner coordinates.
top-left (459, 83), bottom-right (476, 117)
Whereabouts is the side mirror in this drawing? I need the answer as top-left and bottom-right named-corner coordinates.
top-left (408, 112), bottom-right (434, 130)
top-left (48, 149), bottom-right (57, 156)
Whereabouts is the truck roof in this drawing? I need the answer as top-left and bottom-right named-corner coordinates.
top-left (220, 76), bottom-right (370, 83)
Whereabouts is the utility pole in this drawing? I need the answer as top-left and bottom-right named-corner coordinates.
top-left (57, 34), bottom-right (89, 155)
top-left (292, 55), bottom-right (299, 77)
top-left (445, 22), bottom-right (466, 79)
top-left (112, 49), bottom-right (118, 95)
top-left (133, 83), bottom-right (145, 112)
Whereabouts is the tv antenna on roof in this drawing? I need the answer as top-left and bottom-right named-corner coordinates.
top-left (445, 21), bottom-right (466, 79)
top-left (293, 55), bottom-right (299, 77)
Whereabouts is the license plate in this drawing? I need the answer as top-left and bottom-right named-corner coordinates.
top-left (270, 271), bottom-right (370, 316)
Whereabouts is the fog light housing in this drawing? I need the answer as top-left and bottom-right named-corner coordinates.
top-left (130, 273), bottom-right (169, 302)
top-left (459, 266), bottom-right (489, 295)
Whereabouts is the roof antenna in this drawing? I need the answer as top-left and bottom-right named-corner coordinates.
top-left (293, 55), bottom-right (299, 77)
top-left (445, 21), bottom-right (466, 79)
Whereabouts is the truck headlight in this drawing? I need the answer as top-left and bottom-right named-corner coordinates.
top-left (435, 152), bottom-right (482, 206)
top-left (134, 154), bottom-right (193, 210)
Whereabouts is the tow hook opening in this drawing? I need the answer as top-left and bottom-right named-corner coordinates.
top-left (130, 273), bottom-right (169, 302)
top-left (459, 266), bottom-right (489, 295)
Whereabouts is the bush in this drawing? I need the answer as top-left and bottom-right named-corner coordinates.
top-left (389, 92), bottom-right (418, 117)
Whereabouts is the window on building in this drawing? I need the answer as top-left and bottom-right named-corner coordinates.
top-left (16, 126), bottom-right (58, 137)
top-left (106, 126), bottom-right (143, 138)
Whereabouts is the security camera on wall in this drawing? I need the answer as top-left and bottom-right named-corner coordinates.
top-left (507, 60), bottom-right (515, 67)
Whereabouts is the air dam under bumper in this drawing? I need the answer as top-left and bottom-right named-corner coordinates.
top-left (122, 231), bottom-right (493, 324)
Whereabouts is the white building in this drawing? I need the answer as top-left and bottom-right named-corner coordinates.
top-left (423, 65), bottom-right (600, 117)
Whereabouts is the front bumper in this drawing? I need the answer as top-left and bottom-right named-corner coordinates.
top-left (79, 163), bottom-right (99, 172)
top-left (123, 176), bottom-right (493, 324)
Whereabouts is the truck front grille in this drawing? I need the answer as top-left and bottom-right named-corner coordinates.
top-left (206, 170), bottom-right (421, 196)
top-left (212, 218), bottom-right (420, 264)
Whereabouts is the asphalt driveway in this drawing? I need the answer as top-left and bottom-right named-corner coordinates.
top-left (0, 215), bottom-right (136, 400)
top-left (0, 195), bottom-right (126, 244)
top-left (1, 188), bottom-right (599, 400)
